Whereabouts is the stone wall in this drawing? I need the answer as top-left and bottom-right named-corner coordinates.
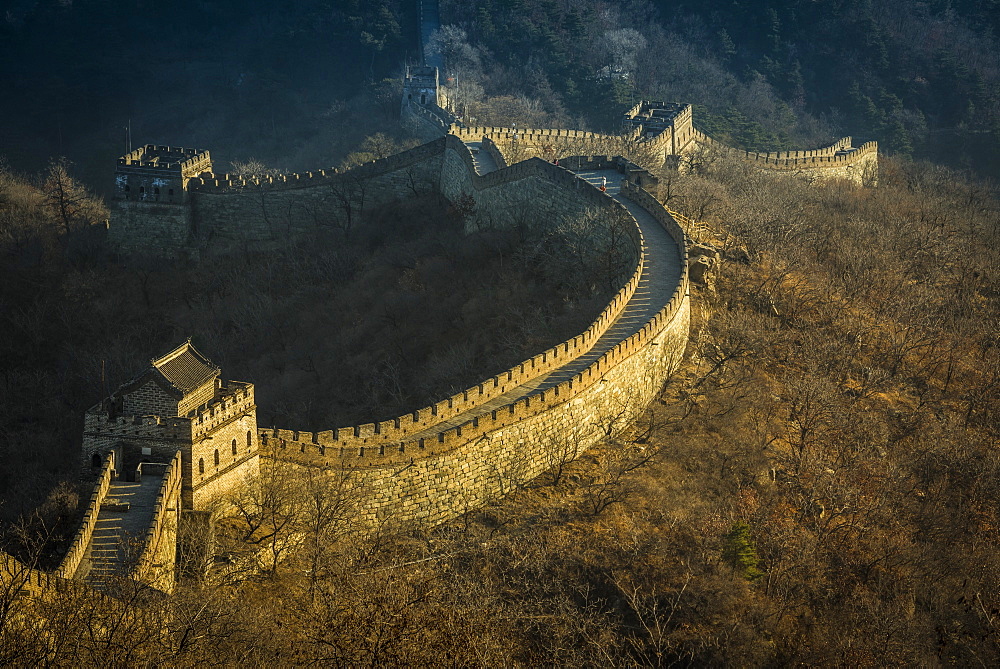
top-left (133, 452), bottom-right (182, 592)
top-left (190, 453), bottom-right (260, 511)
top-left (177, 379), bottom-right (217, 417)
top-left (57, 456), bottom-right (115, 580)
top-left (122, 380), bottom-right (179, 416)
top-left (263, 152), bottom-right (691, 527)
top-left (108, 201), bottom-right (193, 257)
top-left (438, 136), bottom-right (629, 232)
top-left (188, 382), bottom-right (259, 509)
top-left (189, 139), bottom-right (446, 242)
top-left (688, 128), bottom-right (879, 185)
top-left (452, 125), bottom-right (631, 165)
top-left (190, 420), bottom-right (260, 510)
top-left (1, 551), bottom-right (97, 599)
top-left (266, 290), bottom-right (688, 526)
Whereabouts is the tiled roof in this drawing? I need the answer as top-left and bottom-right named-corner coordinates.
top-left (151, 340), bottom-right (219, 393)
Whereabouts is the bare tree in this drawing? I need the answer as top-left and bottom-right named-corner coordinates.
top-left (40, 157), bottom-right (107, 234)
top-left (230, 159), bottom-right (283, 240)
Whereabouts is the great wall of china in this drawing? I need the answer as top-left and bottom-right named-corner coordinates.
top-left (2, 5), bottom-right (878, 598)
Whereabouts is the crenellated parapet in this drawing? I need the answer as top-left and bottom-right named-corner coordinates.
top-left (262, 289), bottom-right (688, 471)
top-left (114, 144), bottom-right (212, 203)
top-left (187, 137), bottom-right (447, 194)
top-left (1, 550), bottom-right (101, 600)
top-left (264, 240), bottom-right (644, 464)
top-left (191, 381), bottom-right (254, 439)
top-left (82, 412), bottom-right (193, 464)
top-left (56, 456), bottom-right (116, 580)
top-left (132, 452), bottom-right (182, 592)
top-left (263, 154), bottom-right (689, 477)
top-left (686, 127), bottom-right (878, 184)
top-left (117, 145), bottom-right (212, 174)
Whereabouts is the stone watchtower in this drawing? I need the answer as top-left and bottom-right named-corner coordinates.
top-left (108, 145), bottom-right (212, 257)
top-left (402, 65), bottom-right (447, 112)
top-left (82, 340), bottom-right (260, 510)
top-left (621, 102), bottom-right (696, 164)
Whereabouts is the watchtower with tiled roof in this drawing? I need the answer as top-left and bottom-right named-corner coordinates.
top-left (120, 340), bottom-right (221, 418)
top-left (82, 340), bottom-right (260, 510)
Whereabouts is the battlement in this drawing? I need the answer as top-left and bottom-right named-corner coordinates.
top-left (450, 125), bottom-right (618, 142)
top-left (132, 451), bottom-right (181, 592)
top-left (190, 168), bottom-right (340, 191)
top-left (263, 249), bottom-right (689, 470)
top-left (622, 102), bottom-right (692, 137)
top-left (188, 136), bottom-right (448, 194)
top-left (192, 381), bottom-right (255, 438)
top-left (117, 144), bottom-right (212, 177)
top-left (258, 154), bottom-right (697, 474)
top-left (404, 65), bottom-right (439, 86)
top-left (84, 409), bottom-right (192, 441)
top-left (1, 550), bottom-right (99, 600)
top-left (56, 456), bottom-right (116, 580)
top-left (689, 128), bottom-right (878, 172)
top-left (742, 139), bottom-right (878, 167)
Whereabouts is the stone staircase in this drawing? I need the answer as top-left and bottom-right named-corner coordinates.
top-left (82, 475), bottom-right (164, 591)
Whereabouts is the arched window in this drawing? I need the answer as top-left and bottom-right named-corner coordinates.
top-left (246, 430), bottom-right (253, 451)
top-left (214, 449), bottom-right (220, 466)
top-left (198, 458), bottom-right (204, 474)
top-left (91, 452), bottom-right (101, 467)
top-left (231, 438), bottom-right (237, 456)
top-left (153, 187), bottom-right (160, 200)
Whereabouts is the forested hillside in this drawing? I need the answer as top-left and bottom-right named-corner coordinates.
top-left (3, 0), bottom-right (999, 186)
top-left (0, 0), bottom-right (415, 191)
top-left (439, 0), bottom-right (1000, 173)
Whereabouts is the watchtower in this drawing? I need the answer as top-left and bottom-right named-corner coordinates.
top-left (108, 145), bottom-right (212, 257)
top-left (82, 340), bottom-right (260, 510)
top-left (622, 102), bottom-right (696, 161)
top-left (402, 65), bottom-right (446, 112)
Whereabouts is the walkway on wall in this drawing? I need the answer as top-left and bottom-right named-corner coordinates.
top-left (81, 475), bottom-right (163, 591)
top-left (401, 164), bottom-right (682, 440)
top-left (466, 141), bottom-right (500, 175)
top-left (419, 0), bottom-right (443, 70)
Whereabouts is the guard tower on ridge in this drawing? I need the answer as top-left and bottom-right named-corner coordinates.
top-left (108, 145), bottom-right (212, 257)
top-left (82, 340), bottom-right (260, 511)
top-left (402, 65), bottom-right (447, 113)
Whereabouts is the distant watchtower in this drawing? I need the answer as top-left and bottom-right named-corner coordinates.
top-left (108, 145), bottom-right (212, 257)
top-left (402, 65), bottom-right (447, 113)
top-left (82, 340), bottom-right (260, 510)
top-left (621, 102), bottom-right (696, 162)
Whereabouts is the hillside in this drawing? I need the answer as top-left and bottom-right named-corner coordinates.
top-left (3, 154), bottom-right (998, 664)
